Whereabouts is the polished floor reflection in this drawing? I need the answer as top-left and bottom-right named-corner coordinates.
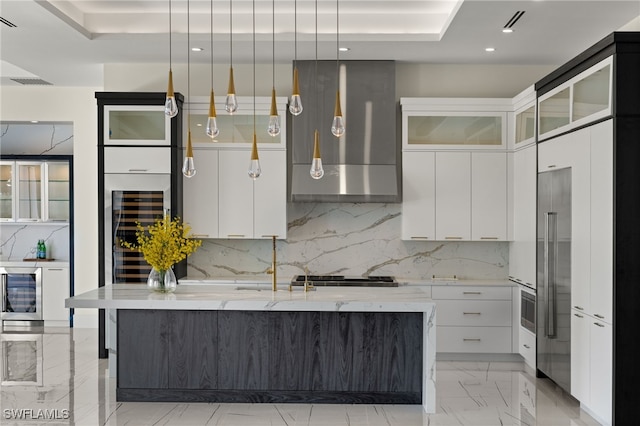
top-left (0, 328), bottom-right (601, 426)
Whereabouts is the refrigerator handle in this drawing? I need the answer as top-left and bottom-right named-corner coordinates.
top-left (545, 212), bottom-right (558, 338)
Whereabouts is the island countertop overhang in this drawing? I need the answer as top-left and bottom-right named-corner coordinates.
top-left (66, 284), bottom-right (435, 312)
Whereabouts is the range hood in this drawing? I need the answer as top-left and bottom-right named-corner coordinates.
top-left (288, 60), bottom-right (400, 203)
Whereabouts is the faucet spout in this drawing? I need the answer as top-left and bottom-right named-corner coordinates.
top-left (266, 236), bottom-right (277, 292)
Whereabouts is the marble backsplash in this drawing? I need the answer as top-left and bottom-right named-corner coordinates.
top-left (0, 223), bottom-right (70, 261)
top-left (187, 203), bottom-right (508, 281)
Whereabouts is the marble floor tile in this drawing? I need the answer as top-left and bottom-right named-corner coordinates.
top-left (0, 328), bottom-right (603, 426)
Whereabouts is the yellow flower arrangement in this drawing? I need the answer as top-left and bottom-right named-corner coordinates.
top-left (122, 214), bottom-right (202, 271)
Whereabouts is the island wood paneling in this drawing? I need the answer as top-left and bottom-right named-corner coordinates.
top-left (116, 309), bottom-right (422, 403)
top-left (218, 311), bottom-right (269, 389)
top-left (168, 310), bottom-right (218, 389)
top-left (118, 309), bottom-right (169, 389)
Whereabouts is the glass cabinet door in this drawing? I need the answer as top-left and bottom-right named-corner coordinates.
top-left (406, 113), bottom-right (505, 148)
top-left (16, 162), bottom-right (43, 221)
top-left (515, 105), bottom-right (536, 145)
top-left (104, 105), bottom-right (170, 146)
top-left (0, 162), bottom-right (15, 221)
top-left (539, 87), bottom-right (570, 136)
top-left (572, 64), bottom-right (611, 122)
top-left (46, 162), bottom-right (69, 221)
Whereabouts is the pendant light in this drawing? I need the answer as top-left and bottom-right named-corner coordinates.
top-left (248, 0), bottom-right (261, 179)
top-left (182, 0), bottom-right (196, 178)
top-left (309, 0), bottom-right (324, 180)
top-left (267, 0), bottom-right (281, 137)
top-left (225, 0), bottom-right (238, 114)
top-left (206, 0), bottom-right (220, 138)
top-left (289, 0), bottom-right (303, 116)
top-left (164, 0), bottom-right (178, 118)
top-left (331, 0), bottom-right (345, 137)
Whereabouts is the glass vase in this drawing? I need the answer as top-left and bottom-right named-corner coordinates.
top-left (147, 267), bottom-right (177, 293)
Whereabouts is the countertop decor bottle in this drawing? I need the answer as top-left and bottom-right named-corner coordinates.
top-left (37, 240), bottom-right (46, 259)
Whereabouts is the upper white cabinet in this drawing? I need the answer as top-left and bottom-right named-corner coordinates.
top-left (104, 105), bottom-right (170, 146)
top-left (401, 98), bottom-right (511, 150)
top-left (511, 86), bottom-right (537, 149)
top-left (182, 149), bottom-right (219, 239)
top-left (401, 151), bottom-right (435, 240)
top-left (183, 96), bottom-right (288, 240)
top-left (103, 147), bottom-right (172, 174)
top-left (471, 152), bottom-right (508, 241)
top-left (0, 160), bottom-right (71, 223)
top-left (435, 152), bottom-right (471, 241)
top-left (538, 56), bottom-right (612, 141)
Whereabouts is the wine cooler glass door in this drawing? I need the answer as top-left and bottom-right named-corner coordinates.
top-left (0, 267), bottom-right (42, 321)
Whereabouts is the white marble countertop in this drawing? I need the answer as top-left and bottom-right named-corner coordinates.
top-left (66, 283), bottom-right (435, 312)
top-left (0, 260), bottom-right (70, 268)
top-left (181, 276), bottom-right (514, 287)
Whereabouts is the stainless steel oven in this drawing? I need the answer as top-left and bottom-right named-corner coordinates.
top-left (0, 267), bottom-right (42, 321)
top-left (520, 286), bottom-right (536, 334)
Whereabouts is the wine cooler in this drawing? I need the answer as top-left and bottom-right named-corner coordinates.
top-left (0, 267), bottom-right (42, 321)
top-left (104, 174), bottom-right (171, 285)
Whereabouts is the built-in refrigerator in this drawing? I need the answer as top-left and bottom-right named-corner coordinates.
top-left (536, 167), bottom-right (571, 392)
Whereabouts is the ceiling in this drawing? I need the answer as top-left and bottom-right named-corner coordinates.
top-left (0, 0), bottom-right (639, 87)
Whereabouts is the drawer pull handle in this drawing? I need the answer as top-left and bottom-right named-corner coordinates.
top-left (445, 236), bottom-right (463, 240)
top-left (594, 314), bottom-right (605, 319)
top-left (548, 164), bottom-right (556, 169)
top-left (227, 234), bottom-right (246, 238)
top-left (594, 322), bottom-right (605, 328)
top-left (191, 234), bottom-right (210, 238)
top-left (411, 237), bottom-right (430, 240)
top-left (480, 237), bottom-right (499, 240)
top-left (128, 169), bottom-right (149, 172)
top-left (46, 268), bottom-right (64, 271)
top-left (574, 306), bottom-right (584, 310)
top-left (523, 344), bottom-right (530, 349)
top-left (463, 291), bottom-right (482, 295)
top-left (463, 312), bottom-right (482, 315)
top-left (463, 338), bottom-right (481, 342)
top-left (261, 235), bottom-right (280, 238)
top-left (574, 313), bottom-right (584, 318)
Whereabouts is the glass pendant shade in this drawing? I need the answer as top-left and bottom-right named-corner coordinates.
top-left (331, 90), bottom-right (345, 137)
top-left (225, 67), bottom-right (238, 113)
top-left (182, 131), bottom-right (197, 178)
top-left (310, 130), bottom-right (324, 179)
top-left (248, 133), bottom-right (262, 179)
top-left (165, 69), bottom-right (179, 118)
top-left (289, 67), bottom-right (303, 115)
top-left (268, 88), bottom-right (281, 136)
top-left (206, 90), bottom-right (220, 138)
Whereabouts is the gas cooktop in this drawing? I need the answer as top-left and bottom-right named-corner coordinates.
top-left (290, 275), bottom-right (398, 287)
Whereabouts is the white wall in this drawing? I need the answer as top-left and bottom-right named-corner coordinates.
top-left (0, 86), bottom-right (100, 328)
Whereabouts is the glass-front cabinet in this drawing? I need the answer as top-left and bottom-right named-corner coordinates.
top-left (0, 162), bottom-right (15, 221)
top-left (104, 105), bottom-right (170, 146)
top-left (515, 104), bottom-right (536, 146)
top-left (185, 96), bottom-right (287, 148)
top-left (538, 56), bottom-right (612, 140)
top-left (401, 98), bottom-right (511, 150)
top-left (0, 160), bottom-right (70, 222)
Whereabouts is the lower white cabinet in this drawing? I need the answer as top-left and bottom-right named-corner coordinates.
top-left (42, 266), bottom-right (69, 323)
top-left (432, 285), bottom-right (512, 353)
top-left (518, 327), bottom-right (535, 367)
top-left (571, 309), bottom-right (612, 425)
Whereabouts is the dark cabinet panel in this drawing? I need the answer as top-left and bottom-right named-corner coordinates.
top-left (118, 310), bottom-right (169, 389)
top-left (218, 311), bottom-right (269, 389)
top-left (168, 310), bottom-right (218, 389)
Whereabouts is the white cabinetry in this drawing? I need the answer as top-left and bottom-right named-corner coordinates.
top-left (435, 152), bottom-right (471, 241)
top-left (182, 149), bottom-right (219, 238)
top-left (103, 147), bottom-right (172, 174)
top-left (471, 152), bottom-right (508, 240)
top-left (183, 97), bottom-right (288, 240)
top-left (42, 266), bottom-right (69, 323)
top-left (509, 144), bottom-right (536, 287)
top-left (432, 285), bottom-right (512, 353)
top-left (401, 152), bottom-right (435, 240)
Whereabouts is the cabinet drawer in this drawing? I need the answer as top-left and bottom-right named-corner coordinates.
top-left (519, 327), bottom-right (536, 366)
top-left (437, 326), bottom-right (512, 353)
top-left (104, 147), bottom-right (171, 174)
top-left (436, 300), bottom-right (511, 326)
top-left (432, 286), bottom-right (512, 300)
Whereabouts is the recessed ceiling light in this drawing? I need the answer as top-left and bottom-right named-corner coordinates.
top-left (30, 120), bottom-right (39, 123)
top-left (339, 47), bottom-right (350, 52)
top-left (502, 28), bottom-right (513, 33)
top-left (485, 47), bottom-right (496, 52)
top-left (191, 47), bottom-right (203, 52)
